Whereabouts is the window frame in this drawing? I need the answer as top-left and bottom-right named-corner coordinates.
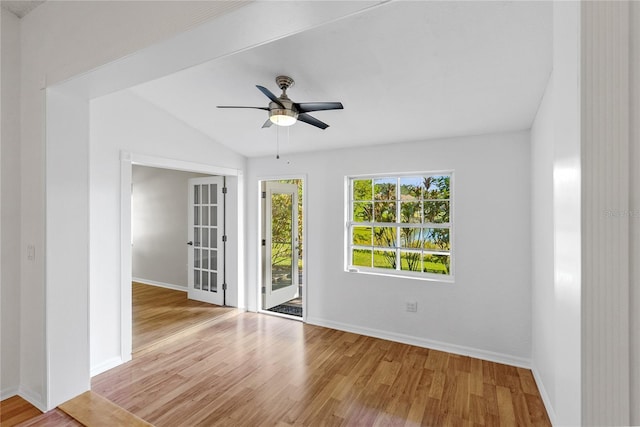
top-left (345, 171), bottom-right (454, 282)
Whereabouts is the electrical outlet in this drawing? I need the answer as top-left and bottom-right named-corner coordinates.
top-left (406, 301), bottom-right (417, 312)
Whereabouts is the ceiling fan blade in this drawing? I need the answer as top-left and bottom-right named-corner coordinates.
top-left (262, 119), bottom-right (273, 128)
top-left (217, 106), bottom-right (269, 110)
top-left (294, 102), bottom-right (344, 113)
top-left (256, 85), bottom-right (284, 108)
top-left (297, 113), bottom-right (329, 130)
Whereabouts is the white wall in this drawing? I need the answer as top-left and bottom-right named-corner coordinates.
top-left (19, 0), bottom-right (255, 409)
top-left (33, 1), bottom-right (381, 408)
top-left (530, 73), bottom-right (555, 421)
top-left (0, 8), bottom-right (22, 398)
top-left (529, 3), bottom-right (582, 425)
top-left (247, 131), bottom-right (532, 364)
top-left (132, 166), bottom-right (208, 289)
top-left (90, 90), bottom-right (245, 374)
top-left (630, 2), bottom-right (640, 424)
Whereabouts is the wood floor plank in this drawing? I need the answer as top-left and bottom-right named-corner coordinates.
top-left (17, 409), bottom-right (82, 427)
top-left (58, 391), bottom-right (152, 427)
top-left (0, 396), bottom-right (42, 427)
top-left (496, 385), bottom-right (517, 425)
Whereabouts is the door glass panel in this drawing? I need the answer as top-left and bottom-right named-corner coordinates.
top-left (194, 227), bottom-right (200, 247)
top-left (211, 273), bottom-right (217, 292)
top-left (194, 270), bottom-right (200, 289)
top-left (194, 185), bottom-right (200, 204)
top-left (194, 207), bottom-right (200, 226)
top-left (210, 250), bottom-right (217, 271)
top-left (271, 192), bottom-right (293, 291)
top-left (194, 248), bottom-right (200, 268)
top-left (211, 207), bottom-right (217, 226)
top-left (202, 206), bottom-right (209, 226)
top-left (211, 185), bottom-right (217, 204)
top-left (202, 228), bottom-right (209, 247)
top-left (202, 249), bottom-right (209, 270)
top-left (202, 272), bottom-right (209, 291)
top-left (210, 228), bottom-right (217, 247)
top-left (202, 184), bottom-right (209, 204)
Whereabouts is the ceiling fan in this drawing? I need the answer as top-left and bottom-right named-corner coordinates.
top-left (217, 75), bottom-right (343, 130)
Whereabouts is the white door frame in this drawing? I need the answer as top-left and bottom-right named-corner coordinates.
top-left (120, 152), bottom-right (241, 362)
top-left (257, 175), bottom-right (307, 321)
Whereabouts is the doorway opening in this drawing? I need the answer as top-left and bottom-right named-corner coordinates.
top-left (129, 166), bottom-right (234, 355)
top-left (260, 178), bottom-right (305, 319)
top-left (115, 152), bottom-right (242, 367)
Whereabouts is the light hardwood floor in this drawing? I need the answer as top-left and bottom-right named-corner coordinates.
top-left (4, 285), bottom-right (551, 426)
top-left (94, 290), bottom-right (551, 426)
top-left (133, 282), bottom-right (235, 352)
top-left (0, 396), bottom-right (80, 427)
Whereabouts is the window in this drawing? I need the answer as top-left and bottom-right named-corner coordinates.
top-left (347, 173), bottom-right (453, 280)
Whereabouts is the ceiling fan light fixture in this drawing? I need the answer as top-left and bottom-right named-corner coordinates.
top-left (269, 108), bottom-right (298, 126)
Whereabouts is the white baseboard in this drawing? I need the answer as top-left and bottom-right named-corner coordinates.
top-left (0, 386), bottom-right (18, 400)
top-left (18, 386), bottom-right (46, 412)
top-left (91, 356), bottom-right (123, 378)
top-left (132, 277), bottom-right (187, 292)
top-left (306, 316), bottom-right (532, 369)
top-left (531, 367), bottom-right (557, 426)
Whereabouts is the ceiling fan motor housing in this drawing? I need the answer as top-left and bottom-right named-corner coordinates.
top-left (275, 75), bottom-right (295, 91)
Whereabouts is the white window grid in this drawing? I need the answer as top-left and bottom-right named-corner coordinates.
top-left (346, 173), bottom-right (454, 281)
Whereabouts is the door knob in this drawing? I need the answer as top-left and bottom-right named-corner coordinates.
top-left (187, 241), bottom-right (193, 246)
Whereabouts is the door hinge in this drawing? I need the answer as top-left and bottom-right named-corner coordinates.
top-left (262, 191), bottom-right (266, 199)
top-left (262, 239), bottom-right (266, 246)
top-left (222, 283), bottom-right (227, 291)
top-left (222, 235), bottom-right (227, 242)
top-left (222, 187), bottom-right (228, 194)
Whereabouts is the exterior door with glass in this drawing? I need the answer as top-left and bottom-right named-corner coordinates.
top-left (188, 176), bottom-right (224, 305)
top-left (263, 182), bottom-right (299, 309)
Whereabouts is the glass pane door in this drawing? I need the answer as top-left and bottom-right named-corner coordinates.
top-left (264, 182), bottom-right (298, 310)
top-left (188, 176), bottom-right (224, 305)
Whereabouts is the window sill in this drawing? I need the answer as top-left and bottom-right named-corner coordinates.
top-left (345, 267), bottom-right (455, 283)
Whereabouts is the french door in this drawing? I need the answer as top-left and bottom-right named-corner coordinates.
top-left (263, 182), bottom-right (299, 310)
top-left (188, 176), bottom-right (224, 305)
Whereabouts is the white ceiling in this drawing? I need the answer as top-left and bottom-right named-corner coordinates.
top-left (130, 1), bottom-right (552, 158)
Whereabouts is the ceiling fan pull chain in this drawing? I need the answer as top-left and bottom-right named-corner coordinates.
top-left (276, 125), bottom-right (280, 159)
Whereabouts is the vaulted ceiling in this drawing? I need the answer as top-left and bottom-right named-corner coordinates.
top-left (127, 1), bottom-right (552, 157)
